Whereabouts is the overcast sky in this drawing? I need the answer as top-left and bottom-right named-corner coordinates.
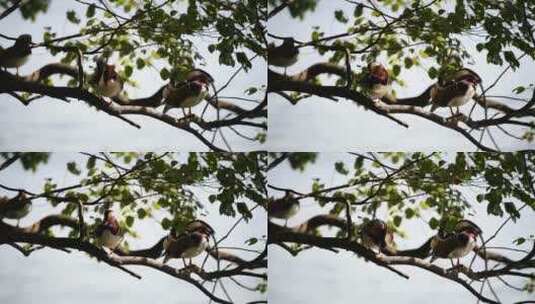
top-left (0, 2), bottom-right (265, 151)
top-left (267, 1), bottom-right (535, 151)
top-left (268, 153), bottom-right (534, 304)
top-left (0, 154), bottom-right (266, 304)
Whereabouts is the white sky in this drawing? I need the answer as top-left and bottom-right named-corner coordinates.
top-left (0, 1), bottom-right (266, 151)
top-left (0, 153), bottom-right (267, 303)
top-left (268, 153), bottom-right (534, 303)
top-left (267, 0), bottom-right (535, 151)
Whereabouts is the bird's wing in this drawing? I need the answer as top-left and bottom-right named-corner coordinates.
top-left (164, 83), bottom-right (197, 107)
top-left (431, 233), bottom-right (469, 258)
top-left (165, 233), bottom-right (201, 258)
top-left (268, 198), bottom-right (292, 215)
top-left (431, 82), bottom-right (470, 107)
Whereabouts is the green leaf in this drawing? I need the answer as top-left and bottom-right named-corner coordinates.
top-left (66, 10), bottom-right (80, 24)
top-left (160, 68), bottom-right (170, 80)
top-left (237, 202), bottom-right (252, 221)
top-left (335, 162), bottom-right (349, 175)
top-left (124, 65), bottom-right (133, 78)
top-left (428, 67), bottom-right (438, 79)
top-left (137, 208), bottom-right (147, 219)
top-left (393, 215), bottom-right (402, 227)
top-left (429, 217), bottom-right (439, 229)
top-left (161, 217), bottom-right (172, 230)
top-left (136, 58), bottom-right (146, 70)
top-left (354, 4), bottom-right (364, 17)
top-left (126, 216), bottom-right (134, 227)
top-left (67, 162), bottom-right (81, 175)
top-left (86, 4), bottom-right (96, 18)
top-left (514, 237), bottom-right (525, 245)
top-left (86, 156), bottom-right (96, 170)
top-left (246, 237), bottom-right (258, 246)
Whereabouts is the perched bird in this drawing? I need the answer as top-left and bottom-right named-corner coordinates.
top-left (430, 68), bottom-right (482, 117)
top-left (267, 38), bottom-right (299, 71)
top-left (163, 219), bottom-right (215, 265)
top-left (268, 192), bottom-right (300, 225)
top-left (95, 209), bottom-right (123, 251)
top-left (430, 219), bottom-right (482, 266)
top-left (0, 191), bottom-right (31, 224)
top-left (360, 219), bottom-right (396, 255)
top-left (91, 57), bottom-right (124, 99)
top-left (362, 62), bottom-right (394, 102)
top-left (0, 34), bottom-right (32, 75)
top-left (162, 69), bottom-right (214, 117)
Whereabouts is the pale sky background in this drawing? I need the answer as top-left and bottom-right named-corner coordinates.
top-left (268, 0), bottom-right (535, 151)
top-left (0, 1), bottom-right (266, 151)
top-left (0, 154), bottom-right (267, 303)
top-left (268, 153), bottom-right (534, 304)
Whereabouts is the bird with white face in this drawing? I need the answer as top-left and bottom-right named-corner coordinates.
top-left (95, 210), bottom-right (123, 251)
top-left (91, 57), bottom-right (124, 101)
top-left (0, 34), bottom-right (32, 75)
top-left (430, 219), bottom-right (483, 267)
top-left (430, 68), bottom-right (482, 120)
top-left (163, 220), bottom-right (215, 267)
top-left (162, 69), bottom-right (214, 118)
top-left (362, 62), bottom-right (394, 102)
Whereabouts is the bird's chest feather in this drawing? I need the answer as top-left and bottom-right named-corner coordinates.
top-left (180, 88), bottom-right (208, 107)
top-left (181, 237), bottom-right (208, 258)
top-left (1, 55), bottom-right (29, 68)
top-left (449, 236), bottom-right (476, 258)
top-left (3, 203), bottom-right (30, 219)
top-left (97, 76), bottom-right (122, 97)
top-left (448, 84), bottom-right (475, 107)
top-left (269, 54), bottom-right (298, 68)
top-left (271, 202), bottom-right (299, 219)
top-left (99, 229), bottom-right (123, 249)
top-left (371, 84), bottom-right (391, 99)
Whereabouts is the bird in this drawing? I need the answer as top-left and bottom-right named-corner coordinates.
top-left (90, 57), bottom-right (124, 100)
top-left (362, 62), bottom-right (394, 102)
top-left (162, 69), bottom-right (214, 118)
top-left (0, 34), bottom-right (32, 75)
top-left (0, 191), bottom-right (31, 225)
top-left (430, 219), bottom-right (482, 266)
top-left (95, 209), bottom-right (123, 251)
top-left (360, 219), bottom-right (396, 255)
top-left (268, 192), bottom-right (300, 225)
top-left (162, 219), bottom-right (215, 266)
top-left (429, 68), bottom-right (482, 118)
top-left (267, 38), bottom-right (299, 75)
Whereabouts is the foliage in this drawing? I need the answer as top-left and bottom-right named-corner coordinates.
top-left (0, 152), bottom-right (267, 303)
top-left (267, 0), bottom-right (535, 150)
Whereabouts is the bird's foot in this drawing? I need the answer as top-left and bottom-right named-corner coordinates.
top-left (100, 97), bottom-right (113, 106)
top-left (178, 114), bottom-right (195, 124)
top-left (445, 113), bottom-right (466, 126)
top-left (446, 264), bottom-right (464, 275)
top-left (178, 264), bottom-right (198, 275)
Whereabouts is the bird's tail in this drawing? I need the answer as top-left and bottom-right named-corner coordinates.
top-left (163, 104), bottom-right (171, 114)
top-left (396, 237), bottom-right (434, 258)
